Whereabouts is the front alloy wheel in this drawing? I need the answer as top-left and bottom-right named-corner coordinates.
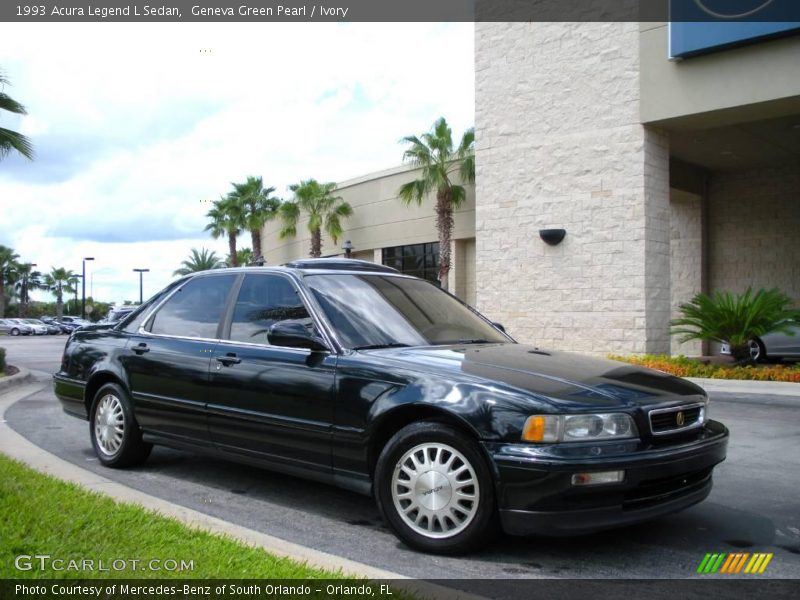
top-left (391, 443), bottom-right (480, 539)
top-left (375, 421), bottom-right (496, 554)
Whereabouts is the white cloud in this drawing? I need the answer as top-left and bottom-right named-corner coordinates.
top-left (0, 22), bottom-right (474, 304)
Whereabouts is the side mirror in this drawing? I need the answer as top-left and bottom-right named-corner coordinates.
top-left (268, 321), bottom-right (329, 352)
top-left (493, 322), bottom-right (506, 334)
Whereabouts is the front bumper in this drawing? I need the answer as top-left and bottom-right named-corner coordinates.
top-left (485, 420), bottom-right (729, 536)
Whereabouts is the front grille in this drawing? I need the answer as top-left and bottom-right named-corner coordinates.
top-left (649, 403), bottom-right (704, 436)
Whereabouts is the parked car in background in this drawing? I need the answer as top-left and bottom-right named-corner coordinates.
top-left (57, 316), bottom-right (91, 333)
top-left (8, 318), bottom-right (46, 335)
top-left (22, 318), bottom-right (60, 335)
top-left (0, 318), bottom-right (34, 336)
top-left (54, 259), bottom-right (729, 554)
top-left (720, 322), bottom-right (800, 362)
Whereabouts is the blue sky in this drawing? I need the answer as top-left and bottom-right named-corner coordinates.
top-left (0, 23), bottom-right (474, 305)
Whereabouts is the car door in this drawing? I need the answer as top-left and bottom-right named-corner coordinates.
top-left (207, 272), bottom-right (336, 474)
top-left (122, 273), bottom-right (237, 444)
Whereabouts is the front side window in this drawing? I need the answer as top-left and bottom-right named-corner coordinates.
top-left (148, 274), bottom-right (235, 339)
top-left (229, 274), bottom-right (314, 344)
top-left (305, 274), bottom-right (507, 349)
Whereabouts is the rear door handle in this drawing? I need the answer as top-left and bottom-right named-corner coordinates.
top-left (216, 354), bottom-right (241, 366)
top-left (132, 343), bottom-right (150, 354)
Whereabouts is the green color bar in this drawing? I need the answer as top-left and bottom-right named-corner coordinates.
top-left (697, 554), bottom-right (713, 574)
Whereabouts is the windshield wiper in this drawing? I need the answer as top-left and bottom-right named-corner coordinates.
top-left (439, 339), bottom-right (495, 345)
top-left (352, 342), bottom-right (412, 351)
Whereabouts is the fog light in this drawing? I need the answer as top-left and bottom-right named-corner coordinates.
top-left (571, 471), bottom-right (624, 486)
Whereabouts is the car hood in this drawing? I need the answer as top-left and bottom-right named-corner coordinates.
top-left (367, 343), bottom-right (704, 408)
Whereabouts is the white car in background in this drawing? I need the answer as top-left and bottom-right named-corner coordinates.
top-left (8, 318), bottom-right (47, 335)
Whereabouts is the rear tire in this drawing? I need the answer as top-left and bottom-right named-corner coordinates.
top-left (89, 383), bottom-right (151, 468)
top-left (749, 338), bottom-right (766, 363)
top-left (374, 421), bottom-right (497, 554)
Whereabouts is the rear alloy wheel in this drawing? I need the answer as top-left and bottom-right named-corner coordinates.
top-left (89, 383), bottom-right (151, 468)
top-left (374, 422), bottom-right (496, 554)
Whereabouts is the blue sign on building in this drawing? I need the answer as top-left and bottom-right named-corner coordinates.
top-left (669, 0), bottom-right (800, 59)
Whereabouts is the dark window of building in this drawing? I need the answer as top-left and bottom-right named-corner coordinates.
top-left (148, 274), bottom-right (235, 339)
top-left (229, 274), bottom-right (314, 344)
top-left (382, 242), bottom-right (440, 283)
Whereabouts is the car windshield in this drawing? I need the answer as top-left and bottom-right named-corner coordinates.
top-left (305, 273), bottom-right (509, 349)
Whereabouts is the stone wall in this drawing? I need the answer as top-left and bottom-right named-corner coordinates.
top-left (670, 189), bottom-right (703, 356)
top-left (709, 165), bottom-right (800, 303)
top-left (475, 22), bottom-right (672, 354)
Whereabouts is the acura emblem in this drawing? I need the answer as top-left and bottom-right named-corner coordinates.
top-left (676, 411), bottom-right (685, 426)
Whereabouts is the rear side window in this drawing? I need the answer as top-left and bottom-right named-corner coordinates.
top-left (228, 274), bottom-right (313, 344)
top-left (148, 275), bottom-right (236, 339)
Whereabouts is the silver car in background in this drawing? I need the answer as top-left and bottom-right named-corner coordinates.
top-left (721, 323), bottom-right (800, 362)
top-left (0, 318), bottom-right (34, 336)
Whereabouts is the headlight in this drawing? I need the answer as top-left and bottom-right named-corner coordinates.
top-left (522, 413), bottom-right (638, 443)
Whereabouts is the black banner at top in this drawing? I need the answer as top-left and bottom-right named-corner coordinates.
top-left (3, 0), bottom-right (800, 23)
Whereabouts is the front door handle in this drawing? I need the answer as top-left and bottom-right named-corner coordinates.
top-left (132, 343), bottom-right (150, 354)
top-left (216, 354), bottom-right (241, 366)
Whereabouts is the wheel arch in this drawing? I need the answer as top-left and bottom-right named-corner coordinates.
top-left (84, 370), bottom-right (128, 415)
top-left (367, 404), bottom-right (491, 479)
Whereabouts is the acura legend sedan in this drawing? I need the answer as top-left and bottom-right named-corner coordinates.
top-left (54, 259), bottom-right (729, 554)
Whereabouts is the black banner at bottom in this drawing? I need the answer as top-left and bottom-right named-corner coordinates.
top-left (2, 579), bottom-right (799, 600)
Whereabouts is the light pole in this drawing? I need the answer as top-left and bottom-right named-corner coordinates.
top-left (133, 268), bottom-right (149, 304)
top-left (81, 257), bottom-right (94, 319)
top-left (342, 240), bottom-right (353, 259)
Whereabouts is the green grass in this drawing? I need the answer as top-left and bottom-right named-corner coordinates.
top-left (0, 454), bottom-right (346, 580)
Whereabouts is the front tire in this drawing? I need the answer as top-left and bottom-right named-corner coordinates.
top-left (10, 328), bottom-right (20, 336)
top-left (89, 383), bottom-right (151, 468)
top-left (374, 421), bottom-right (497, 554)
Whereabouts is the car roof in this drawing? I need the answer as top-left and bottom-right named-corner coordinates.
top-left (184, 259), bottom-right (404, 278)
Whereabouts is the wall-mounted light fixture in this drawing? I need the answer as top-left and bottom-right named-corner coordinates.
top-left (539, 229), bottom-right (566, 246)
top-left (342, 240), bottom-right (354, 258)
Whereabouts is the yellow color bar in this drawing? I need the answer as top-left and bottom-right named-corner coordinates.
top-left (758, 554), bottom-right (773, 573)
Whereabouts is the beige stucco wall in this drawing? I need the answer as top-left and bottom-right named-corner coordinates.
top-left (475, 22), bottom-right (672, 354)
top-left (708, 165), bottom-right (800, 304)
top-left (640, 24), bottom-right (800, 126)
top-left (670, 189), bottom-right (703, 356)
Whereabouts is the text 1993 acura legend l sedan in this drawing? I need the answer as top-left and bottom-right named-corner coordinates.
top-left (54, 259), bottom-right (728, 554)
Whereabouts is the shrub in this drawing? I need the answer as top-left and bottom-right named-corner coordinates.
top-left (609, 354), bottom-right (800, 383)
top-left (671, 288), bottom-right (800, 364)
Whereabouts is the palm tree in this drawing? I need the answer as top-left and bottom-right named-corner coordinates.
top-left (0, 68), bottom-right (34, 160)
top-left (279, 179), bottom-right (353, 258)
top-left (173, 248), bottom-right (225, 276)
top-left (0, 245), bottom-right (19, 318)
top-left (672, 288), bottom-right (800, 364)
top-left (12, 263), bottom-right (41, 317)
top-left (204, 196), bottom-right (245, 266)
top-left (229, 176), bottom-right (280, 261)
top-left (42, 267), bottom-right (77, 318)
top-left (226, 247), bottom-right (253, 268)
top-left (398, 117), bottom-right (475, 291)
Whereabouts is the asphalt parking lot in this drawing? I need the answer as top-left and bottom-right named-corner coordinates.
top-left (1, 335), bottom-right (798, 593)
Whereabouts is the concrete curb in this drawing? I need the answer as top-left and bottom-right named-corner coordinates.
top-left (686, 377), bottom-right (800, 397)
top-left (0, 378), bottom-right (484, 600)
top-left (0, 366), bottom-right (33, 392)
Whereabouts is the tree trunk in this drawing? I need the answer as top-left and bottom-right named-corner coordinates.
top-left (56, 291), bottom-right (63, 318)
top-left (730, 343), bottom-right (754, 366)
top-left (0, 277), bottom-right (5, 318)
top-left (435, 191), bottom-right (454, 291)
top-left (228, 232), bottom-right (238, 267)
top-left (251, 229), bottom-right (262, 261)
top-left (310, 229), bottom-right (322, 258)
